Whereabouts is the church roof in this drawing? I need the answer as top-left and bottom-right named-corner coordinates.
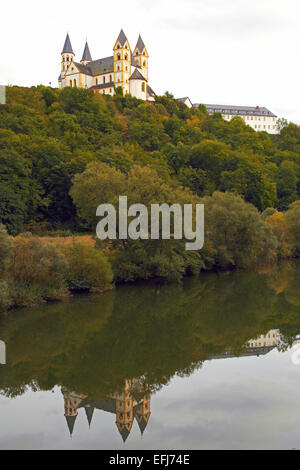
top-left (136, 416), bottom-right (148, 435)
top-left (116, 29), bottom-right (128, 46)
top-left (147, 84), bottom-right (156, 97)
top-left (129, 68), bottom-right (146, 80)
top-left (85, 406), bottom-right (95, 427)
top-left (82, 41), bottom-right (92, 61)
top-left (119, 426), bottom-right (131, 443)
top-left (65, 415), bottom-right (77, 436)
top-left (135, 34), bottom-right (146, 53)
top-left (72, 56), bottom-right (114, 76)
top-left (62, 33), bottom-right (74, 54)
top-left (192, 103), bottom-right (277, 117)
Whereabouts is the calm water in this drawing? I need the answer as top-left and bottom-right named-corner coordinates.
top-left (0, 261), bottom-right (300, 450)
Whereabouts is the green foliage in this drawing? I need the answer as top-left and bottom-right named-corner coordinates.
top-left (286, 201), bottom-right (300, 256)
top-left (9, 235), bottom-right (68, 307)
top-left (0, 86), bottom-right (299, 234)
top-left (0, 224), bottom-right (12, 310)
top-left (201, 192), bottom-right (278, 269)
top-left (64, 243), bottom-right (113, 293)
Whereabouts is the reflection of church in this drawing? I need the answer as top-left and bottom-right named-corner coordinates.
top-left (62, 379), bottom-right (151, 442)
top-left (208, 329), bottom-right (280, 360)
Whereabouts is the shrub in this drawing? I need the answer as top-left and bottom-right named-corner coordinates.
top-left (64, 243), bottom-right (113, 293)
top-left (9, 235), bottom-right (68, 307)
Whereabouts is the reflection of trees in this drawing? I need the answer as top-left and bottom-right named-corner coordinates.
top-left (0, 261), bottom-right (300, 398)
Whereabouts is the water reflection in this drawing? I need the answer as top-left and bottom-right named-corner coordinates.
top-left (63, 378), bottom-right (151, 442)
top-left (0, 261), bottom-right (299, 447)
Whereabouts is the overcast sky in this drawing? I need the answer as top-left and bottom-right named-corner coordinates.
top-left (0, 0), bottom-right (299, 122)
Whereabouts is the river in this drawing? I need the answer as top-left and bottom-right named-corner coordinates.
top-left (0, 261), bottom-right (300, 449)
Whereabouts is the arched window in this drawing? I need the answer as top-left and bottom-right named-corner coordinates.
top-left (69, 81), bottom-right (72, 87)
top-left (95, 78), bottom-right (98, 85)
top-left (142, 82), bottom-right (145, 92)
top-left (143, 61), bottom-right (146, 67)
top-left (117, 66), bottom-right (120, 71)
top-left (125, 54), bottom-right (128, 60)
top-left (136, 51), bottom-right (139, 56)
top-left (109, 74), bottom-right (112, 82)
top-left (103, 76), bottom-right (106, 84)
top-left (117, 53), bottom-right (121, 60)
top-left (67, 56), bottom-right (69, 62)
top-left (125, 66), bottom-right (128, 71)
top-left (73, 79), bottom-right (76, 87)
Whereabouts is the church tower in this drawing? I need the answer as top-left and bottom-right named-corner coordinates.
top-left (113, 29), bottom-right (131, 95)
top-left (62, 389), bottom-right (86, 437)
top-left (81, 41), bottom-right (92, 66)
top-left (115, 379), bottom-right (134, 443)
top-left (135, 395), bottom-right (151, 436)
top-left (60, 33), bottom-right (75, 86)
top-left (133, 35), bottom-right (149, 82)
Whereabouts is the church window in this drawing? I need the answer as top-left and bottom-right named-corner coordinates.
top-left (73, 79), bottom-right (77, 87)
top-left (110, 88), bottom-right (112, 93)
top-left (143, 61), bottom-right (146, 66)
top-left (109, 74), bottom-right (112, 82)
top-left (69, 81), bottom-right (72, 87)
top-left (125, 54), bottom-right (128, 60)
top-left (117, 53), bottom-right (121, 60)
top-left (95, 78), bottom-right (98, 85)
top-left (67, 56), bottom-right (69, 62)
top-left (141, 82), bottom-right (145, 92)
top-left (125, 66), bottom-right (128, 71)
top-left (136, 51), bottom-right (139, 55)
top-left (117, 66), bottom-right (120, 71)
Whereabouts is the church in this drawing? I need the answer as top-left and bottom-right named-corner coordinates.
top-left (58, 29), bottom-right (155, 101)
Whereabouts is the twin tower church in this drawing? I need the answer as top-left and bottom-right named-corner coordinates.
top-left (58, 29), bottom-right (155, 101)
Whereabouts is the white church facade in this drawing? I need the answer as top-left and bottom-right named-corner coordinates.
top-left (58, 30), bottom-right (155, 101)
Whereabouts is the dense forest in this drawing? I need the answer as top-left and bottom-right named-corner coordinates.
top-left (0, 86), bottom-right (300, 234)
top-left (0, 86), bottom-right (300, 308)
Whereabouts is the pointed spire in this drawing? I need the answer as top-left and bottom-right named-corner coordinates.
top-left (116, 29), bottom-right (127, 46)
top-left (85, 406), bottom-right (94, 427)
top-left (135, 34), bottom-right (145, 54)
top-left (62, 33), bottom-right (74, 54)
top-left (136, 416), bottom-right (148, 435)
top-left (119, 426), bottom-right (130, 443)
top-left (65, 415), bottom-right (77, 437)
top-left (81, 41), bottom-right (92, 62)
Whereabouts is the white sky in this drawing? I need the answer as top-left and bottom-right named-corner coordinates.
top-left (0, 0), bottom-right (299, 122)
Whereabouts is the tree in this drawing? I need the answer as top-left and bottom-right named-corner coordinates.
top-left (200, 192), bottom-right (278, 269)
top-left (285, 201), bottom-right (300, 256)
